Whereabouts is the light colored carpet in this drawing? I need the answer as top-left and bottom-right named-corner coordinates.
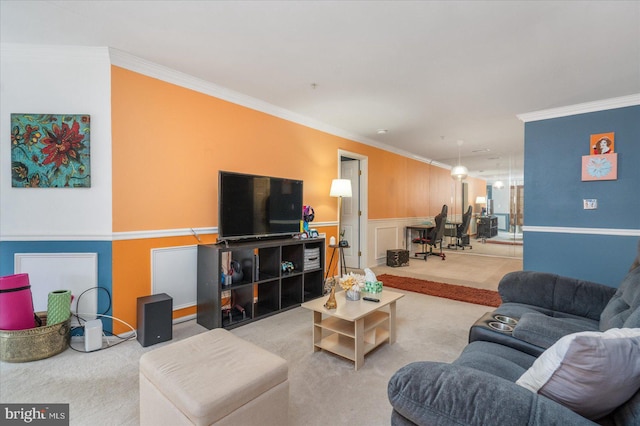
top-left (371, 248), bottom-right (523, 291)
top-left (0, 290), bottom-right (492, 426)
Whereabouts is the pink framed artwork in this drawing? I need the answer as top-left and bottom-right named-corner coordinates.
top-left (582, 153), bottom-right (617, 181)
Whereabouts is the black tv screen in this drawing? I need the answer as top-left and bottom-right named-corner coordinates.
top-left (218, 171), bottom-right (303, 240)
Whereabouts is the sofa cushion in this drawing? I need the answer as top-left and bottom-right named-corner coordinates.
top-left (498, 271), bottom-right (615, 320)
top-left (610, 387), bottom-right (640, 425)
top-left (600, 267), bottom-right (640, 330)
top-left (388, 356), bottom-right (595, 426)
top-left (454, 340), bottom-right (535, 381)
top-left (516, 328), bottom-right (640, 420)
top-left (511, 313), bottom-right (599, 349)
top-left (494, 302), bottom-right (605, 323)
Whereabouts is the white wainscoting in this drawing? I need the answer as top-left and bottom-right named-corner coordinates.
top-left (494, 213), bottom-right (509, 231)
top-left (367, 217), bottom-right (432, 266)
top-left (14, 253), bottom-right (98, 322)
top-left (151, 246), bottom-right (197, 310)
top-left (374, 226), bottom-right (400, 261)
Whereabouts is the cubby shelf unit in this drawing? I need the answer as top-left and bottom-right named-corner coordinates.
top-left (196, 238), bottom-right (325, 330)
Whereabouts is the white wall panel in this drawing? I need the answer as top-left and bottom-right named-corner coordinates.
top-left (151, 246), bottom-right (197, 310)
top-left (374, 226), bottom-right (398, 261)
top-left (14, 253), bottom-right (98, 321)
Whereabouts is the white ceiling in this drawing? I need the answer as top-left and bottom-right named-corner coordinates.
top-left (2, 1), bottom-right (639, 183)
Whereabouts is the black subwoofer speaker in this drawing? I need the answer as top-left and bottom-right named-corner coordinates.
top-left (137, 293), bottom-right (173, 347)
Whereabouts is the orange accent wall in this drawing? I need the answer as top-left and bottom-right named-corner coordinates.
top-left (111, 66), bottom-right (482, 227)
top-left (111, 66), bottom-right (344, 231)
top-left (110, 66), bottom-right (485, 332)
top-left (112, 234), bottom-right (209, 334)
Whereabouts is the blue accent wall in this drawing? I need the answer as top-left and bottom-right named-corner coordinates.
top-left (0, 241), bottom-right (113, 332)
top-left (525, 233), bottom-right (638, 286)
top-left (524, 105), bottom-right (640, 286)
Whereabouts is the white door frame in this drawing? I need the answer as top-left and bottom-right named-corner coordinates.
top-left (338, 149), bottom-right (368, 269)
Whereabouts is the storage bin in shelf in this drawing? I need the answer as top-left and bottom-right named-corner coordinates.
top-left (304, 247), bottom-right (321, 271)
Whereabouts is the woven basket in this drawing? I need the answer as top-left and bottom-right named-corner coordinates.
top-left (0, 312), bottom-right (70, 363)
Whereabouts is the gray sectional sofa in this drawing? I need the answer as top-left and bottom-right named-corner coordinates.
top-left (388, 242), bottom-right (640, 425)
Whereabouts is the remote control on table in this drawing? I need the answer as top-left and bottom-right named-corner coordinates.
top-left (363, 297), bottom-right (380, 302)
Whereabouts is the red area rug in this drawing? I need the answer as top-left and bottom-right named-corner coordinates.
top-left (378, 274), bottom-right (502, 307)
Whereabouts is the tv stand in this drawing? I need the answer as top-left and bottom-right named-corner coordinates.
top-left (216, 233), bottom-right (311, 247)
top-left (197, 237), bottom-right (325, 329)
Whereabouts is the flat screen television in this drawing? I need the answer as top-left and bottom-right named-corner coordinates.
top-left (218, 171), bottom-right (303, 241)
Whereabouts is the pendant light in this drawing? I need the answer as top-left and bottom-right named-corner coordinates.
top-left (451, 140), bottom-right (468, 181)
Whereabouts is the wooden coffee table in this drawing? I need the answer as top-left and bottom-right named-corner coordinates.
top-left (300, 290), bottom-right (404, 370)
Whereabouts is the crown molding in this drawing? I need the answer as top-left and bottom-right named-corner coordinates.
top-left (517, 94), bottom-right (640, 123)
top-left (1, 44), bottom-right (452, 171)
top-left (107, 48), bottom-right (448, 170)
top-left (1, 43), bottom-right (108, 61)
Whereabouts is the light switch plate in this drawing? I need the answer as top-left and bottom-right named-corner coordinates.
top-left (583, 199), bottom-right (598, 210)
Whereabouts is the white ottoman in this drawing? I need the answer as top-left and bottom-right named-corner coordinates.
top-left (139, 328), bottom-right (289, 426)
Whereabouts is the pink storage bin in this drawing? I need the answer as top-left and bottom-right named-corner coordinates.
top-left (0, 273), bottom-right (36, 330)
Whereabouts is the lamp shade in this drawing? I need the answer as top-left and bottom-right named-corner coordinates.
top-left (450, 165), bottom-right (468, 181)
top-left (493, 180), bottom-right (505, 189)
top-left (475, 196), bottom-right (487, 204)
top-left (330, 179), bottom-right (352, 197)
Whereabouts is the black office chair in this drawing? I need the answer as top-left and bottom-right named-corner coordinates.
top-left (448, 205), bottom-right (473, 250)
top-left (414, 209), bottom-right (447, 260)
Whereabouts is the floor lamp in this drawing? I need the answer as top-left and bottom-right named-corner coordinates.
top-left (330, 179), bottom-right (352, 244)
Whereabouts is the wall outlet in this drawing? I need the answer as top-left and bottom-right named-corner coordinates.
top-left (583, 199), bottom-right (598, 210)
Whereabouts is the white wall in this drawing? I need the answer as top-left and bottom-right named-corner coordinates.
top-left (0, 44), bottom-right (112, 240)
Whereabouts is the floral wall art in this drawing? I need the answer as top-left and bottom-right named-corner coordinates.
top-left (582, 132), bottom-right (617, 181)
top-left (11, 114), bottom-right (91, 188)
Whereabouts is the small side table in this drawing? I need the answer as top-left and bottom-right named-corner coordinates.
top-left (325, 244), bottom-right (349, 280)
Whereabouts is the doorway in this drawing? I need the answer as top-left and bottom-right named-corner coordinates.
top-left (338, 150), bottom-right (368, 270)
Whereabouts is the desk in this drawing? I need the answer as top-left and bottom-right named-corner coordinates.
top-left (405, 225), bottom-right (434, 260)
top-left (326, 244), bottom-right (349, 280)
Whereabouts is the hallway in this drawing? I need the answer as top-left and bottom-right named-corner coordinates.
top-left (371, 239), bottom-right (523, 292)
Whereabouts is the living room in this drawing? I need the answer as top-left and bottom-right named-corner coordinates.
top-left (1, 1), bottom-right (639, 425)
